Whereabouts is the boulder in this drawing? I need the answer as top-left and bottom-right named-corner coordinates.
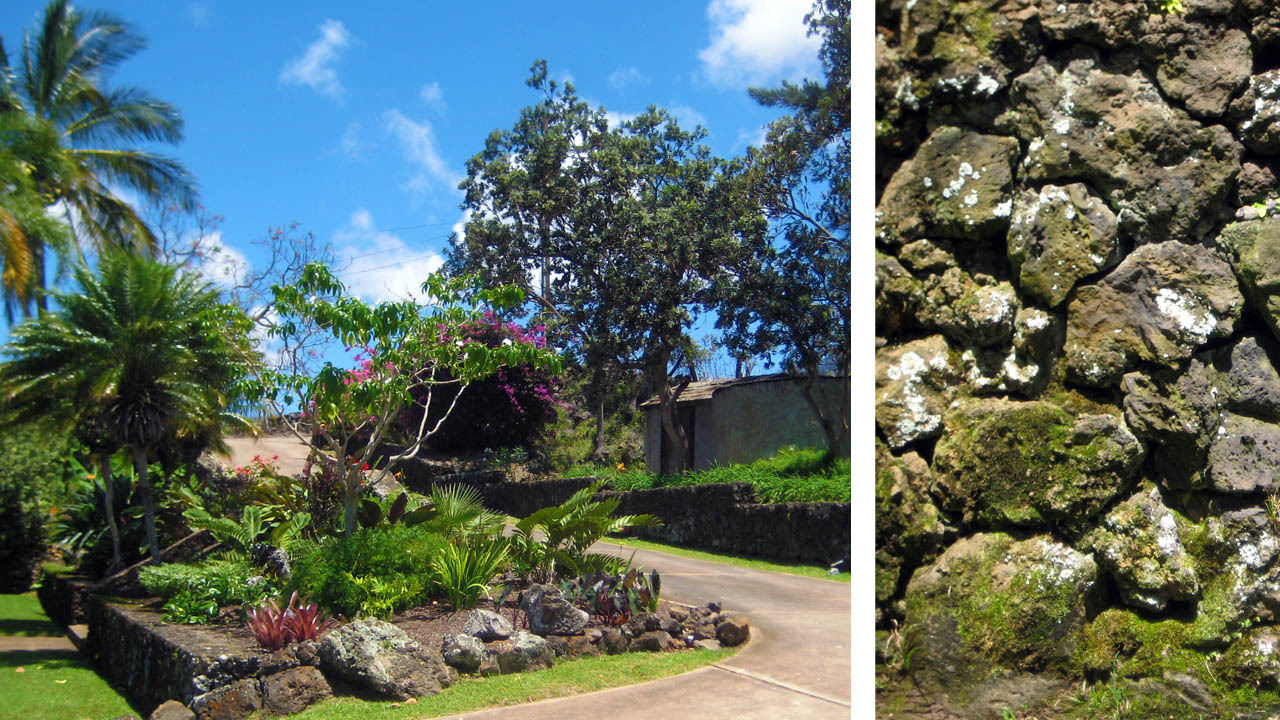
top-left (1140, 14), bottom-right (1251, 119)
top-left (1121, 358), bottom-right (1223, 489)
top-left (960, 306), bottom-right (1063, 396)
top-left (1229, 71), bottom-right (1280, 154)
top-left (599, 628), bottom-right (629, 655)
top-left (1004, 55), bottom-right (1241, 245)
top-left (931, 399), bottom-right (1144, 533)
top-left (715, 616), bottom-right (751, 648)
top-left (631, 630), bottom-right (678, 652)
top-left (189, 679), bottom-right (261, 720)
top-left (1063, 242), bottom-right (1242, 387)
top-left (318, 619), bottom-right (456, 700)
top-left (1217, 218), bottom-right (1280, 346)
top-left (1007, 183), bottom-right (1120, 308)
top-left (905, 533), bottom-right (1100, 686)
top-left (441, 633), bottom-right (489, 674)
top-left (1082, 485), bottom-right (1200, 612)
top-left (876, 251), bottom-right (922, 336)
top-left (519, 584), bottom-right (589, 636)
top-left (496, 631), bottom-right (554, 673)
top-left (876, 126), bottom-right (1020, 245)
top-left (1236, 161), bottom-right (1279, 205)
top-left (918, 272), bottom-right (1019, 347)
top-left (1219, 336), bottom-right (1280, 421)
top-left (259, 666), bottom-right (332, 716)
top-left (1206, 414), bottom-right (1280, 494)
top-left (875, 335), bottom-right (960, 449)
top-left (876, 442), bottom-right (947, 606)
top-left (1182, 509), bottom-right (1280, 646)
top-left (462, 609), bottom-right (513, 641)
top-left (148, 701), bottom-right (194, 720)
top-left (1039, 0), bottom-right (1149, 48)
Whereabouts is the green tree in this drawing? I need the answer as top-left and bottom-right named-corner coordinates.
top-left (450, 63), bottom-right (760, 469)
top-left (718, 0), bottom-right (850, 456)
top-left (0, 0), bottom-right (197, 315)
top-left (242, 264), bottom-right (561, 536)
top-left (0, 251), bottom-right (255, 563)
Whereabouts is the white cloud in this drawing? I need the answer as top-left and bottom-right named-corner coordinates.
top-left (735, 123), bottom-right (769, 150)
top-left (334, 209), bottom-right (444, 303)
top-left (699, 0), bottom-right (820, 87)
top-left (609, 67), bottom-right (650, 90)
top-left (383, 109), bottom-right (461, 193)
top-left (604, 110), bottom-right (639, 129)
top-left (419, 82), bottom-right (446, 112)
top-left (197, 232), bottom-right (252, 289)
top-left (279, 19), bottom-right (353, 100)
top-left (669, 104), bottom-right (707, 130)
top-left (450, 209), bottom-right (472, 247)
top-left (340, 123), bottom-right (365, 159)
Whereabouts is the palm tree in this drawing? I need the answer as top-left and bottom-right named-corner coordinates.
top-left (0, 250), bottom-right (255, 563)
top-left (0, 1), bottom-right (197, 315)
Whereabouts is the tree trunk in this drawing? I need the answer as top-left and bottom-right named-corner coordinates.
top-left (98, 454), bottom-right (122, 571)
top-left (590, 363), bottom-right (608, 463)
top-left (132, 446), bottom-right (161, 564)
top-left (796, 367), bottom-right (847, 460)
top-left (648, 352), bottom-right (689, 475)
top-left (343, 465), bottom-right (361, 537)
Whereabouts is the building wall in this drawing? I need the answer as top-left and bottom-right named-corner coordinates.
top-left (710, 377), bottom-right (850, 467)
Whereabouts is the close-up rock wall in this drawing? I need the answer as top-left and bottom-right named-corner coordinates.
top-left (876, 1), bottom-right (1280, 716)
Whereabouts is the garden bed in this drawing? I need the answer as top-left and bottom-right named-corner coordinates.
top-left (75, 588), bottom-right (743, 719)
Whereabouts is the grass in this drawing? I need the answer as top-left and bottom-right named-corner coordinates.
top-left (566, 445), bottom-right (851, 503)
top-left (0, 593), bottom-right (137, 720)
top-left (601, 536), bottom-right (851, 582)
top-left (291, 647), bottom-right (737, 719)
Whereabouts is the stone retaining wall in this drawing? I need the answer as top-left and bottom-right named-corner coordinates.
top-left (402, 471), bottom-right (850, 564)
top-left (37, 571), bottom-right (96, 626)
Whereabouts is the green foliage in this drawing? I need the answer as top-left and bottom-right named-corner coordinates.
top-left (0, 423), bottom-right (77, 592)
top-left (184, 504), bottom-right (310, 558)
top-left (559, 554), bottom-right (661, 626)
top-left (511, 480), bottom-right (661, 583)
top-left (1151, 0), bottom-right (1185, 14)
top-left (413, 484), bottom-right (507, 544)
top-left (579, 446), bottom-right (850, 503)
top-left (431, 540), bottom-right (509, 610)
top-left (139, 559), bottom-right (277, 624)
top-left (287, 525), bottom-right (445, 618)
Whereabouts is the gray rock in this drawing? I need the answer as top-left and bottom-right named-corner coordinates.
top-left (259, 666), bottom-right (332, 716)
top-left (1040, 0), bottom-right (1148, 48)
top-left (1064, 242), bottom-right (1242, 387)
top-left (1230, 70), bottom-right (1280, 154)
top-left (599, 628), bottom-right (629, 655)
top-left (961, 307), bottom-right (1063, 397)
top-left (496, 631), bottom-right (553, 673)
top-left (1237, 161), bottom-right (1278, 206)
top-left (1206, 414), bottom-right (1280, 494)
top-left (1141, 15), bottom-right (1251, 119)
top-left (693, 638), bottom-right (722, 651)
top-left (631, 630), bottom-right (678, 652)
top-left (876, 126), bottom-right (1020, 245)
top-left (148, 700), bottom-right (194, 720)
top-left (189, 679), bottom-right (261, 720)
top-left (876, 442), bottom-right (946, 607)
top-left (1083, 485), bottom-right (1199, 612)
top-left (1007, 183), bottom-right (1120, 308)
top-left (462, 609), bottom-right (513, 641)
top-left (715, 616), bottom-right (750, 648)
top-left (905, 533), bottom-right (1099, 687)
top-left (1005, 56), bottom-right (1241, 245)
top-left (519, 584), bottom-right (589, 636)
top-left (876, 251), bottom-right (922, 336)
top-left (1220, 337), bottom-right (1280, 420)
top-left (1217, 219), bottom-right (1280, 348)
top-left (441, 633), bottom-right (488, 674)
top-left (318, 619), bottom-right (456, 699)
top-left (1121, 358), bottom-right (1223, 489)
top-left (919, 272), bottom-right (1020, 348)
top-left (875, 335), bottom-right (959, 449)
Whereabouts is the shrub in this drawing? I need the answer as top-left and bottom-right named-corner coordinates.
top-left (287, 525), bottom-right (445, 618)
top-left (432, 540), bottom-right (509, 610)
top-left (399, 311), bottom-right (560, 453)
top-left (600, 446), bottom-right (851, 503)
top-left (0, 424), bottom-right (75, 592)
top-left (139, 559), bottom-right (277, 624)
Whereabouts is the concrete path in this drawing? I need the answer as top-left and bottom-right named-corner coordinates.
top-left (440, 540), bottom-right (852, 720)
top-left (218, 434), bottom-right (854, 719)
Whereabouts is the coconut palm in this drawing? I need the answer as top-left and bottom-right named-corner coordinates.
top-left (0, 1), bottom-right (197, 315)
top-left (0, 250), bottom-right (256, 563)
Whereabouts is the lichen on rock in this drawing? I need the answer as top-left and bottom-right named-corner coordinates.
top-left (875, 335), bottom-right (960, 449)
top-left (1007, 182), bottom-right (1120, 308)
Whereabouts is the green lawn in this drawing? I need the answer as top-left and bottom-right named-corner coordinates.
top-left (602, 536), bottom-right (851, 582)
top-left (0, 594), bottom-right (137, 720)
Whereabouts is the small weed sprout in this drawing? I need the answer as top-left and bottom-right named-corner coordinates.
top-left (883, 619), bottom-right (922, 674)
top-left (1266, 490), bottom-right (1280, 529)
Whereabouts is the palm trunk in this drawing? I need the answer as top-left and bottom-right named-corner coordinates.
top-left (132, 446), bottom-right (161, 564)
top-left (98, 454), bottom-right (122, 570)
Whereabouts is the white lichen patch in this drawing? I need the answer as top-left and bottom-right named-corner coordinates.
top-left (993, 199), bottom-right (1012, 217)
top-left (941, 161), bottom-right (980, 200)
top-left (1053, 117), bottom-right (1071, 135)
top-left (1153, 288), bottom-right (1217, 342)
top-left (883, 349), bottom-right (946, 446)
top-left (923, 176), bottom-right (933, 188)
top-left (964, 190), bottom-right (979, 206)
top-left (975, 74), bottom-right (1000, 97)
top-left (1156, 512), bottom-right (1180, 557)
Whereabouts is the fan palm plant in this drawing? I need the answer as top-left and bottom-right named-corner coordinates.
top-left (0, 1), bottom-right (197, 315)
top-left (0, 250), bottom-right (256, 563)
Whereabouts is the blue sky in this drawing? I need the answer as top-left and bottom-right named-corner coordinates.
top-left (2, 0), bottom-right (823, 322)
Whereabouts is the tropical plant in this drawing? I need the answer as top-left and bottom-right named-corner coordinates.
top-left (510, 480), bottom-right (661, 583)
top-left (413, 484), bottom-right (506, 544)
top-left (286, 524), bottom-right (443, 618)
top-left (139, 559), bottom-right (277, 624)
top-left (248, 596), bottom-right (290, 651)
top-left (560, 560), bottom-right (661, 626)
top-left (239, 264), bottom-right (561, 536)
top-left (0, 251), bottom-right (258, 563)
top-left (431, 540), bottom-right (509, 610)
top-left (0, 0), bottom-right (198, 315)
top-left (280, 591), bottom-right (335, 643)
top-left (183, 505), bottom-right (310, 559)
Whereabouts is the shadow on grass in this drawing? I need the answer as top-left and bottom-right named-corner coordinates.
top-left (0, 648), bottom-right (81, 666)
top-left (0, 619), bottom-right (64, 637)
top-left (0, 648), bottom-right (148, 718)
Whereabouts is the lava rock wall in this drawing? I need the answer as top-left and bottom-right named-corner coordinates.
top-left (877, 0), bottom-right (1280, 706)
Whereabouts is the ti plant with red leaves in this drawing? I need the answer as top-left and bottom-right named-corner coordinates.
top-left (248, 597), bottom-right (290, 651)
top-left (248, 592), bottom-right (336, 651)
top-left (282, 591), bottom-right (335, 642)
